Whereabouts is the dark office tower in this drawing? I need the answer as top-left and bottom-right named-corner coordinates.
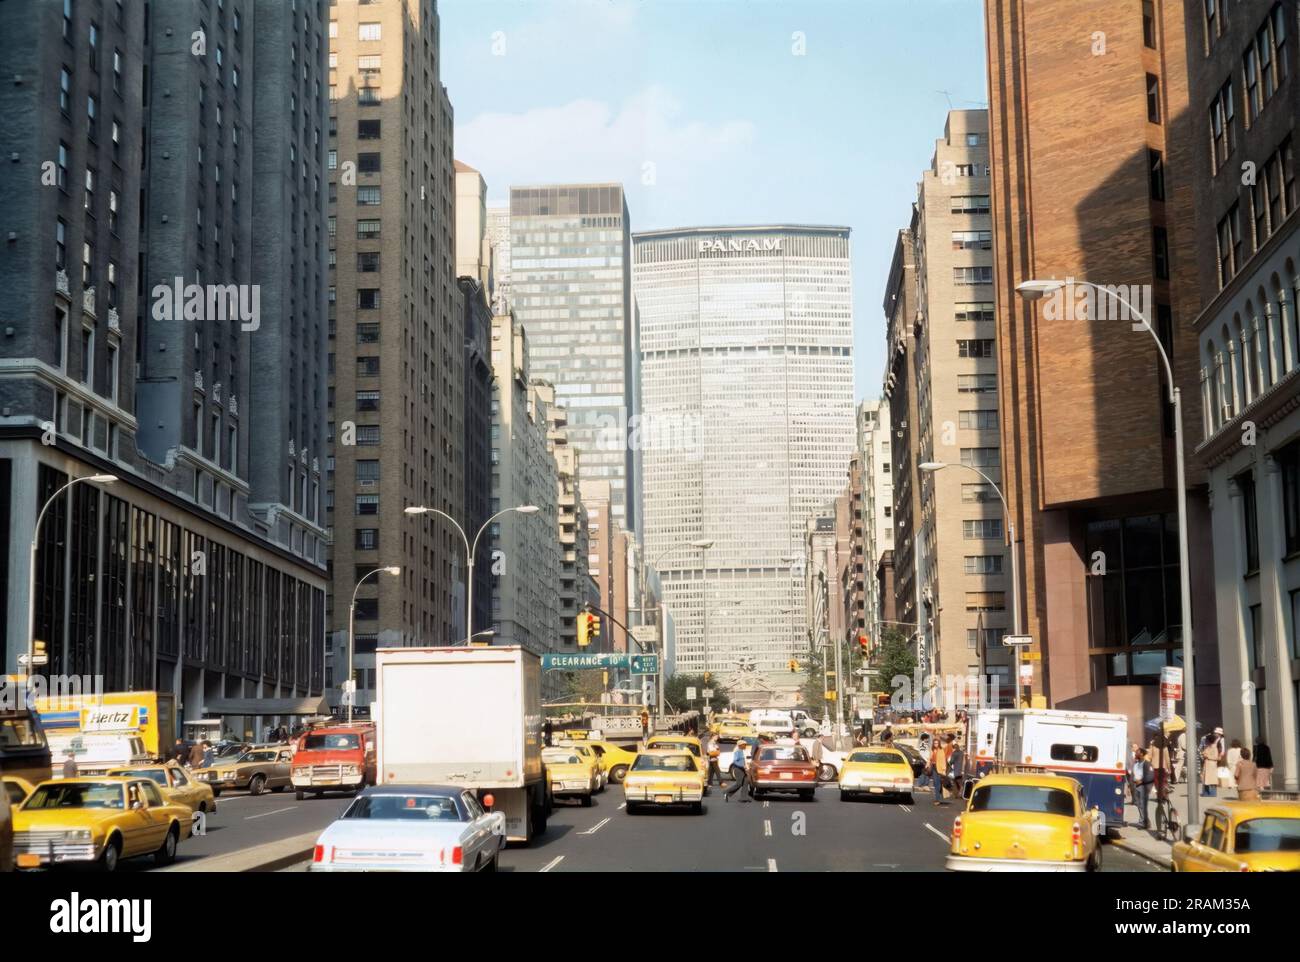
top-left (0, 0), bottom-right (329, 737)
top-left (324, 0), bottom-right (462, 714)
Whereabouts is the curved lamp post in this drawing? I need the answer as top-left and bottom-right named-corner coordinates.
top-left (27, 473), bottom-right (117, 677)
top-left (348, 565), bottom-right (401, 723)
top-left (405, 504), bottom-right (538, 645)
top-left (1015, 276), bottom-right (1198, 822)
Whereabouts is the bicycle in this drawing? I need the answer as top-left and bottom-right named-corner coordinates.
top-left (1153, 793), bottom-right (1181, 842)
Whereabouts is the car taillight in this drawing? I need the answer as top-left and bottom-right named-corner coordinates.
top-left (952, 816), bottom-right (962, 840)
top-left (312, 845), bottom-right (325, 863)
top-left (452, 846), bottom-right (463, 866)
top-left (1071, 822), bottom-right (1081, 855)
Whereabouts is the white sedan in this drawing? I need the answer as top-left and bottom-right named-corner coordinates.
top-left (308, 785), bottom-right (506, 872)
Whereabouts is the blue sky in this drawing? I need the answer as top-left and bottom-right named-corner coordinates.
top-left (441, 0), bottom-right (989, 399)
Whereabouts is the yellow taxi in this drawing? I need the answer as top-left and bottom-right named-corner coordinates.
top-left (557, 741), bottom-right (607, 792)
top-left (714, 717), bottom-right (755, 740)
top-left (107, 760), bottom-right (217, 814)
top-left (837, 747), bottom-right (915, 802)
top-left (584, 740), bottom-right (639, 784)
top-left (645, 735), bottom-right (705, 769)
top-left (1171, 800), bottom-right (1300, 872)
top-left (4, 776), bottom-right (36, 811)
top-left (542, 747), bottom-right (598, 807)
top-left (12, 776), bottom-right (193, 871)
top-left (946, 773), bottom-right (1102, 872)
top-left (623, 749), bottom-right (705, 814)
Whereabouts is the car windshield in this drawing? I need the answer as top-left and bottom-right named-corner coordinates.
top-left (758, 747), bottom-right (808, 762)
top-left (544, 752), bottom-right (583, 765)
top-left (237, 751), bottom-right (280, 763)
top-left (632, 755), bottom-right (695, 772)
top-left (302, 733), bottom-right (360, 751)
top-left (111, 769), bottom-right (168, 785)
top-left (343, 794), bottom-right (464, 821)
top-left (1234, 818), bottom-right (1300, 853)
top-left (849, 751), bottom-right (907, 765)
top-left (24, 782), bottom-right (124, 810)
top-left (971, 785), bottom-right (1075, 816)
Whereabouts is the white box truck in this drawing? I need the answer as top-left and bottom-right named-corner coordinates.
top-left (375, 646), bottom-right (550, 843)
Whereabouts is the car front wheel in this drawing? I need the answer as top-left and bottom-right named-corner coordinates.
top-left (99, 837), bottom-right (121, 873)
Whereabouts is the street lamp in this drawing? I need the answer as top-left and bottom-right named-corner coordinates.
top-left (26, 473), bottom-right (117, 677)
top-left (405, 504), bottom-right (539, 645)
top-left (1015, 276), bottom-right (1200, 821)
top-left (348, 565), bottom-right (401, 723)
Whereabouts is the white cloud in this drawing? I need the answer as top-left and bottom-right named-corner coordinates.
top-left (457, 85), bottom-right (757, 205)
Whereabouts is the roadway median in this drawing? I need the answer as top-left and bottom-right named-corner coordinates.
top-left (161, 829), bottom-right (319, 873)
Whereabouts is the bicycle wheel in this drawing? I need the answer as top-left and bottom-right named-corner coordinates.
top-left (1165, 808), bottom-right (1180, 843)
top-left (1153, 801), bottom-right (1166, 835)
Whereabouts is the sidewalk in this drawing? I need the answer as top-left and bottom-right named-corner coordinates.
top-left (1111, 778), bottom-right (1206, 869)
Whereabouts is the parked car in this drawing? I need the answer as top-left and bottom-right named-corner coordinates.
top-left (106, 760), bottom-right (217, 813)
top-left (1171, 800), bottom-right (1300, 872)
top-left (12, 776), bottom-right (192, 871)
top-left (309, 785), bottom-right (506, 872)
top-left (198, 746), bottom-right (294, 796)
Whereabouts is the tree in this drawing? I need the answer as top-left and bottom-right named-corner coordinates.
top-left (872, 626), bottom-right (917, 708)
top-left (663, 673), bottom-right (730, 712)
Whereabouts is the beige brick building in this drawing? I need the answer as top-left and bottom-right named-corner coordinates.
top-left (325, 0), bottom-right (461, 710)
top-left (912, 110), bottom-right (1013, 702)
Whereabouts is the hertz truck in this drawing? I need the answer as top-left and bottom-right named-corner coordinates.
top-left (375, 646), bottom-right (550, 843)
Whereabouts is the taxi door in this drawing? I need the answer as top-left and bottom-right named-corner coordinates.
top-left (166, 765), bottom-right (202, 810)
top-left (121, 782), bottom-right (163, 856)
top-left (1180, 811), bottom-right (1236, 871)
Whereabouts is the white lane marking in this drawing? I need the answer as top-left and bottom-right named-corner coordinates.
top-left (763, 819), bottom-right (772, 837)
top-left (539, 855), bottom-right (565, 873)
top-left (763, 800), bottom-right (770, 808)
top-left (767, 858), bottom-right (778, 872)
top-left (244, 806), bottom-right (297, 820)
top-left (899, 805), bottom-right (912, 813)
top-left (618, 802), bottom-right (626, 810)
top-left (580, 817), bottom-right (611, 836)
top-left (924, 822), bottom-right (951, 844)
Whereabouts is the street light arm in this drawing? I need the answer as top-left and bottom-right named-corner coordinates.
top-left (413, 507), bottom-right (472, 565)
top-left (1073, 281), bottom-right (1177, 404)
top-left (471, 506), bottom-right (534, 567)
top-left (351, 567), bottom-right (391, 608)
top-left (30, 477), bottom-right (97, 549)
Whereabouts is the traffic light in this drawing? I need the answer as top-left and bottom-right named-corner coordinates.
top-left (858, 633), bottom-right (870, 654)
top-left (703, 672), bottom-right (712, 684)
top-left (577, 613), bottom-right (590, 648)
top-left (590, 613), bottom-right (601, 643)
top-left (788, 659), bottom-right (799, 673)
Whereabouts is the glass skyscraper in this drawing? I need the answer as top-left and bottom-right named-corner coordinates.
top-left (633, 226), bottom-right (855, 675)
top-left (507, 184), bottom-right (638, 531)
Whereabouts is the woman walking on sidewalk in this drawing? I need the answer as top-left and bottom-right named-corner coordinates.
top-left (1235, 748), bottom-right (1260, 801)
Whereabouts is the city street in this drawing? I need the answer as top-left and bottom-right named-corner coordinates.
top-left (268, 784), bottom-right (1162, 873)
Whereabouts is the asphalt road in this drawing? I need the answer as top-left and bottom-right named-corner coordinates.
top-left (273, 781), bottom-right (1163, 873)
top-left (127, 788), bottom-right (355, 872)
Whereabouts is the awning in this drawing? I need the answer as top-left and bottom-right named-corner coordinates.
top-left (201, 696), bottom-right (328, 716)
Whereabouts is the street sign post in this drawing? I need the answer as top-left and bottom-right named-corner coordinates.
top-left (1003, 634), bottom-right (1033, 647)
top-left (16, 654), bottom-right (48, 666)
top-left (702, 689), bottom-right (713, 699)
top-left (630, 655), bottom-right (658, 675)
top-left (686, 686), bottom-right (697, 701)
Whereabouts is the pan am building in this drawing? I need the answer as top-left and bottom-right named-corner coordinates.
top-left (633, 226), bottom-right (855, 676)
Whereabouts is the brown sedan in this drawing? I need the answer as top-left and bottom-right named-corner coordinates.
top-left (749, 744), bottom-right (819, 800)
